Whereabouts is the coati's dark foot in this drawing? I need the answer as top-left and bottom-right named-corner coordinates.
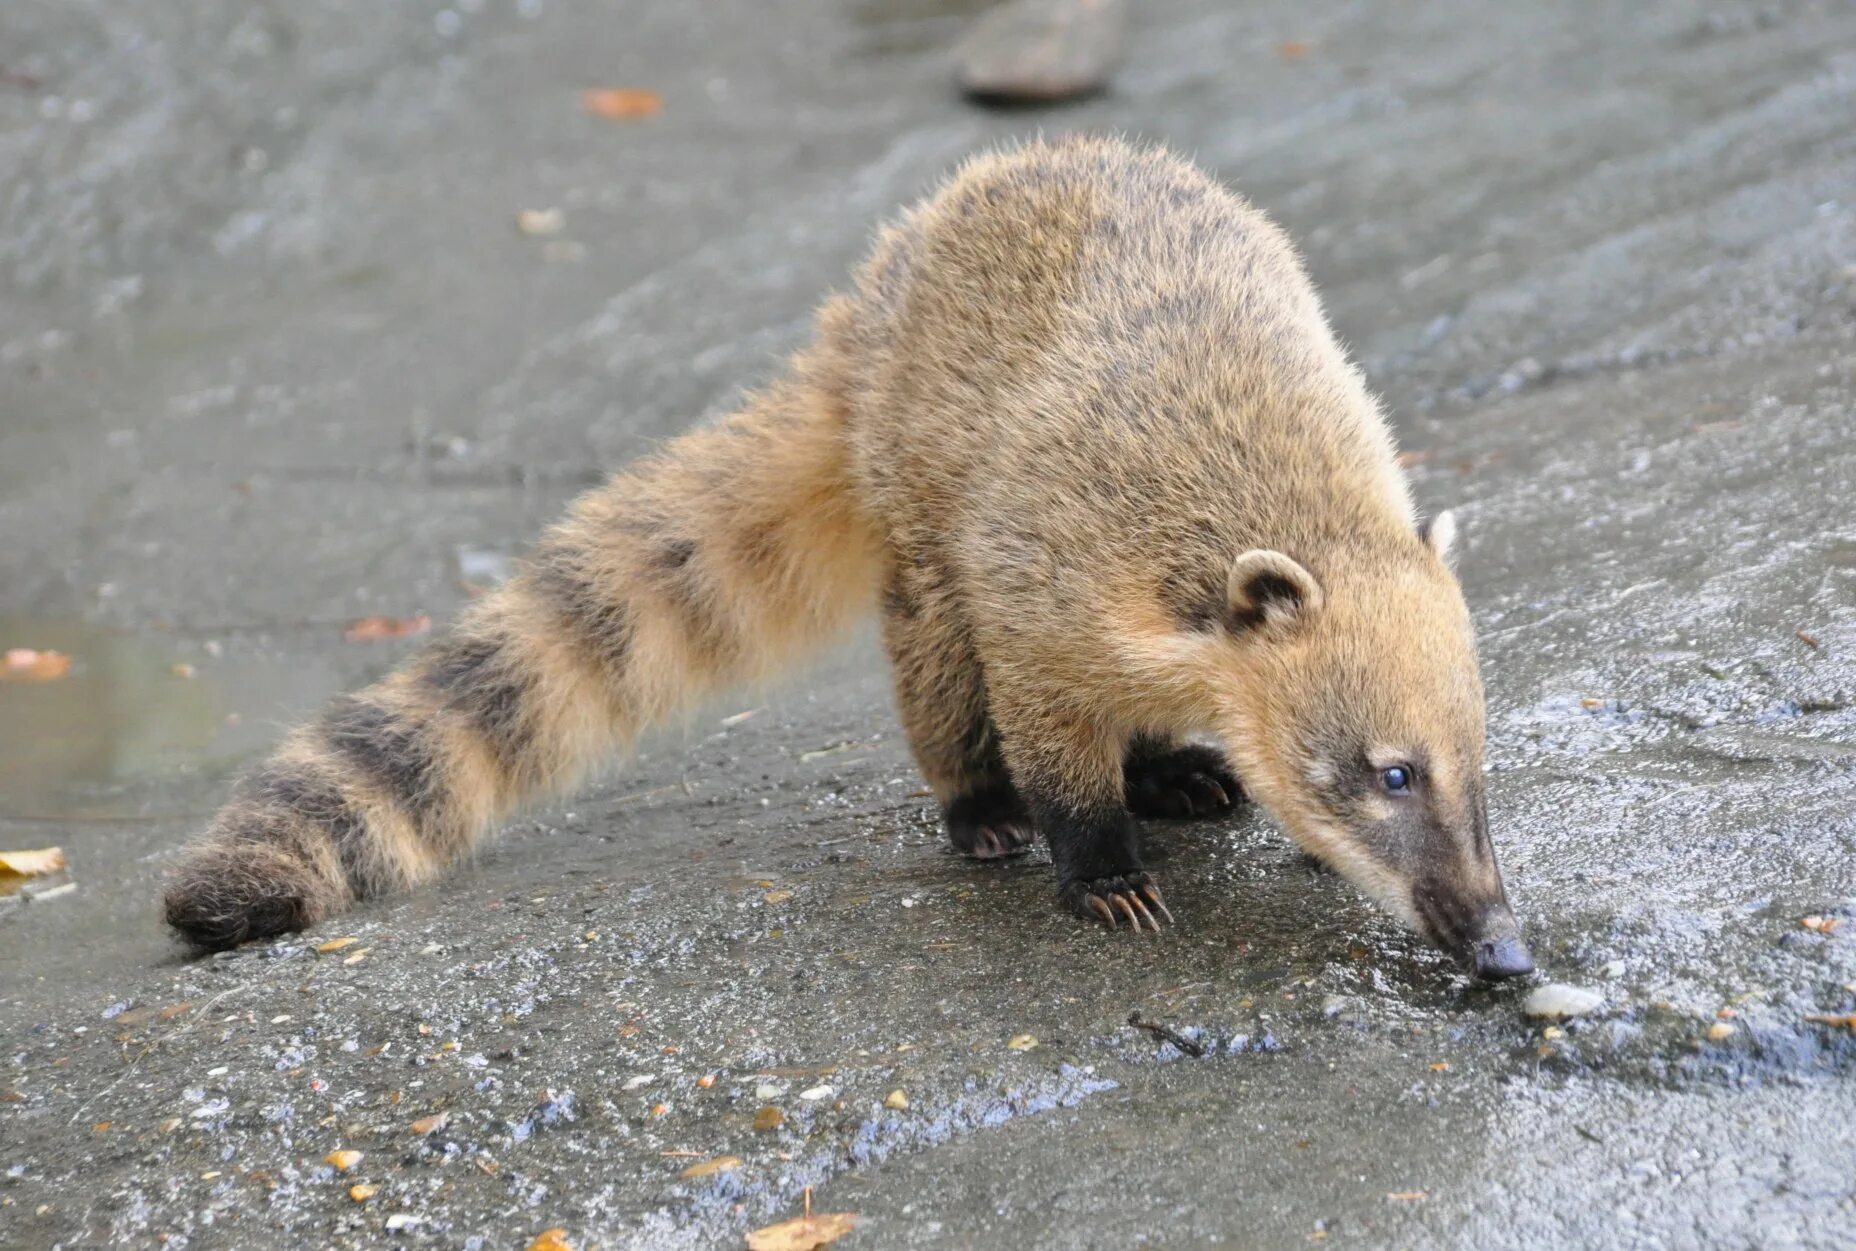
top-left (1124, 743), bottom-right (1242, 819)
top-left (1060, 873), bottom-right (1174, 932)
top-left (945, 784), bottom-right (1036, 860)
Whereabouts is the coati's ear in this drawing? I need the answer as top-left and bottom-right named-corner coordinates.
top-left (1420, 509), bottom-right (1458, 565)
top-left (1227, 550), bottom-right (1324, 634)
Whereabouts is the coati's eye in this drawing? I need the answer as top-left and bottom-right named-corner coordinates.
top-left (1379, 765), bottom-right (1413, 794)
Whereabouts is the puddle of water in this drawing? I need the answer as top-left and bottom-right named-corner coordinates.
top-left (0, 615), bottom-right (226, 812)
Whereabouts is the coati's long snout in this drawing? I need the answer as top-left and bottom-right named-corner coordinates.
top-left (1199, 524), bottom-right (1533, 981)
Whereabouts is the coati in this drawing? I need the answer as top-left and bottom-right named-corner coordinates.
top-left (163, 136), bottom-right (1534, 979)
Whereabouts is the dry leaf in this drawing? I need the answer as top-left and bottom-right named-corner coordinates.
top-left (763, 889), bottom-right (794, 904)
top-left (527, 1230), bottom-right (575, 1251)
top-left (1428, 1062), bottom-right (1449, 1072)
top-left (1796, 630), bottom-right (1821, 650)
top-left (409, 1112), bottom-right (449, 1136)
top-left (1006, 1033), bottom-right (1038, 1052)
top-left (746, 1212), bottom-right (857, 1251)
top-left (2, 648), bottom-right (71, 681)
top-left (752, 1106), bottom-right (784, 1131)
top-left (0, 847), bottom-right (66, 882)
top-left (326, 1149), bottom-right (364, 1171)
top-left (1386, 1190), bottom-right (1428, 1201)
top-left (316, 936), bottom-right (359, 953)
top-left (1801, 915), bottom-right (1843, 934)
top-left (1803, 1012), bottom-right (1856, 1030)
top-left (679, 1155), bottom-right (742, 1179)
top-left (344, 614), bottom-right (430, 643)
top-left (1276, 40), bottom-right (1311, 59)
top-left (170, 662), bottom-right (197, 679)
top-left (582, 87), bottom-right (662, 119)
top-left (160, 1001), bottom-right (193, 1021)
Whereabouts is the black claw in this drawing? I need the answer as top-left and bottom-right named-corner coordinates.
top-left (1062, 874), bottom-right (1175, 932)
top-left (1125, 745), bottom-right (1243, 821)
top-left (1140, 881), bottom-right (1176, 925)
top-left (946, 785), bottom-right (1035, 860)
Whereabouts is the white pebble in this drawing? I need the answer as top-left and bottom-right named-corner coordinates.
top-left (799, 1084), bottom-right (833, 1102)
top-left (1523, 983), bottom-right (1605, 1020)
top-left (622, 1074), bottom-right (654, 1090)
top-left (754, 1083), bottom-right (782, 1099)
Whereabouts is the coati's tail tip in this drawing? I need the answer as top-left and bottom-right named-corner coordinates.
top-left (163, 841), bottom-right (341, 952)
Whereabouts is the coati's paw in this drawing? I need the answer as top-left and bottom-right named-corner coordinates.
top-left (1124, 744), bottom-right (1242, 819)
top-left (1060, 873), bottom-right (1174, 932)
top-left (945, 785), bottom-right (1036, 860)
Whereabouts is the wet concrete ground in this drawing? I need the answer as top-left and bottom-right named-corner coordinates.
top-left (3, 0), bottom-right (1855, 1246)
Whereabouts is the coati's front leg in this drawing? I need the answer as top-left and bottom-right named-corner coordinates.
top-left (1123, 734), bottom-right (1244, 819)
top-left (987, 679), bottom-right (1172, 931)
top-left (881, 566), bottom-right (1033, 860)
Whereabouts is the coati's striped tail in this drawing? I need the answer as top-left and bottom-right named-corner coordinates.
top-left (163, 314), bottom-right (882, 950)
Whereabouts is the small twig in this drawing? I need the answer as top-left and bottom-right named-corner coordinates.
top-left (1127, 1010), bottom-right (1205, 1057)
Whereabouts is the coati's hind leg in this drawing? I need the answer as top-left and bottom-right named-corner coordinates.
top-left (1124, 735), bottom-right (1244, 820)
top-left (881, 567), bottom-right (1032, 860)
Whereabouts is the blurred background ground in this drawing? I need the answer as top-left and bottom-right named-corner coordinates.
top-left (2, 1), bottom-right (1854, 1247)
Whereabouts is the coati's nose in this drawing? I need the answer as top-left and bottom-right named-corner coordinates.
top-left (1472, 934), bottom-right (1535, 981)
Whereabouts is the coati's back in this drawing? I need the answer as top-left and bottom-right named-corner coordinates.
top-left (844, 136), bottom-right (1415, 633)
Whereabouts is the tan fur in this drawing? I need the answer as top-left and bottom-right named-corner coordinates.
top-left (164, 137), bottom-right (1521, 967)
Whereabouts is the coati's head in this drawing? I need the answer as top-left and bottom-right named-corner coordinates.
top-left (1190, 512), bottom-right (1532, 979)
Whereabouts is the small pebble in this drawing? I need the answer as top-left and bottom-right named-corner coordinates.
top-left (516, 208), bottom-right (565, 238)
top-left (349, 1183), bottom-right (377, 1202)
top-left (1706, 1022), bottom-right (1737, 1042)
top-left (754, 1082), bottom-right (782, 1099)
top-left (956, 0), bottom-right (1127, 104)
top-left (385, 1213), bottom-right (421, 1231)
top-left (326, 1149), bottom-right (364, 1172)
top-left (1006, 1033), bottom-right (1039, 1052)
top-left (884, 1089), bottom-right (909, 1111)
top-left (798, 1084), bottom-right (833, 1101)
top-left (623, 1074), bottom-right (654, 1091)
top-left (1523, 984), bottom-right (1605, 1020)
top-left (1600, 960), bottom-right (1626, 979)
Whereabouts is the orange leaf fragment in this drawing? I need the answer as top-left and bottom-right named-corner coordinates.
top-left (344, 614), bottom-right (430, 643)
top-left (527, 1229), bottom-right (575, 1251)
top-left (1801, 915), bottom-right (1843, 934)
top-left (745, 1211), bottom-right (857, 1251)
top-left (678, 1154), bottom-right (742, 1179)
top-left (1276, 40), bottom-right (1311, 59)
top-left (582, 88), bottom-right (662, 119)
top-left (0, 847), bottom-right (66, 881)
top-left (2, 648), bottom-right (71, 681)
top-left (408, 1112), bottom-right (449, 1136)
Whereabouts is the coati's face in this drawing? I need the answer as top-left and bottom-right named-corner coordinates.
top-left (1207, 515), bottom-right (1532, 980)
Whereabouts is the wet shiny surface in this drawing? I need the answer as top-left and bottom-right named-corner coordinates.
top-left (3, 0), bottom-right (1854, 1246)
